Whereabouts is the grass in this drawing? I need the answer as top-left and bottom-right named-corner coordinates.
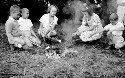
top-left (1, 22), bottom-right (125, 78)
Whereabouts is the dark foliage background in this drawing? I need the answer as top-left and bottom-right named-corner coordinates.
top-left (0, 0), bottom-right (69, 23)
top-left (1, 0), bottom-right (125, 78)
top-left (0, 0), bottom-right (112, 24)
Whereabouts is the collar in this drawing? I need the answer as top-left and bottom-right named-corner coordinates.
top-left (19, 17), bottom-right (28, 21)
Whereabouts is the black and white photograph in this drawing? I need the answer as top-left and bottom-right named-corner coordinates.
top-left (1, 0), bottom-right (125, 78)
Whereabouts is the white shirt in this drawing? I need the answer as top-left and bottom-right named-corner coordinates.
top-left (104, 22), bottom-right (124, 36)
top-left (18, 17), bottom-right (33, 31)
top-left (39, 13), bottom-right (58, 29)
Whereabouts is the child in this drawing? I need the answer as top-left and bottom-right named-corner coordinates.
top-left (5, 5), bottom-right (25, 48)
top-left (18, 8), bottom-right (41, 48)
top-left (38, 5), bottom-right (58, 38)
top-left (90, 13), bottom-right (125, 52)
top-left (72, 7), bottom-right (102, 42)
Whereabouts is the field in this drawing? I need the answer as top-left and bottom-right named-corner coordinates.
top-left (1, 20), bottom-right (125, 78)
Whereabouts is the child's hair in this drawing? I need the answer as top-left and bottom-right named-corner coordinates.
top-left (82, 7), bottom-right (93, 16)
top-left (10, 5), bottom-right (20, 15)
top-left (109, 13), bottom-right (118, 21)
top-left (21, 8), bottom-right (29, 15)
top-left (47, 5), bottom-right (59, 13)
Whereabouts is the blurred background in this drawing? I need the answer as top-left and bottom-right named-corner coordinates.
top-left (0, 0), bottom-right (117, 24)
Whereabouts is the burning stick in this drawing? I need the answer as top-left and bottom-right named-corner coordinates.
top-left (47, 37), bottom-right (62, 43)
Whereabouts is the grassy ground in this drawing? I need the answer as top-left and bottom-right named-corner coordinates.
top-left (1, 22), bottom-right (125, 78)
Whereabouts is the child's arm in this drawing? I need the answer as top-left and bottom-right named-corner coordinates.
top-left (50, 17), bottom-right (58, 30)
top-left (50, 22), bottom-right (57, 30)
top-left (111, 27), bottom-right (124, 31)
top-left (39, 22), bottom-right (44, 30)
top-left (31, 27), bottom-right (38, 38)
top-left (38, 15), bottom-right (45, 35)
top-left (86, 24), bottom-right (97, 31)
top-left (39, 14), bottom-right (47, 33)
top-left (90, 27), bottom-right (105, 36)
top-left (44, 26), bottom-right (52, 38)
top-left (45, 20), bottom-right (58, 37)
top-left (89, 25), bottom-right (110, 37)
top-left (6, 23), bottom-right (14, 39)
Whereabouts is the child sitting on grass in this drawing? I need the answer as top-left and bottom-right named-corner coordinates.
top-left (38, 5), bottom-right (61, 45)
top-left (18, 8), bottom-right (41, 48)
top-left (5, 5), bottom-right (25, 48)
top-left (38, 5), bottom-right (59, 38)
top-left (90, 13), bottom-right (125, 52)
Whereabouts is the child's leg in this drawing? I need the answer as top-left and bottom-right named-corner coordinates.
top-left (105, 33), bottom-right (113, 49)
top-left (115, 42), bottom-right (125, 49)
top-left (114, 36), bottom-right (125, 49)
top-left (47, 30), bottom-right (57, 37)
top-left (14, 37), bottom-right (25, 47)
top-left (24, 37), bottom-right (33, 47)
top-left (114, 42), bottom-right (125, 53)
top-left (30, 36), bottom-right (41, 45)
top-left (107, 33), bottom-right (113, 45)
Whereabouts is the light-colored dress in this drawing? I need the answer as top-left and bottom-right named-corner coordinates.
top-left (38, 13), bottom-right (58, 37)
top-left (79, 13), bottom-right (103, 42)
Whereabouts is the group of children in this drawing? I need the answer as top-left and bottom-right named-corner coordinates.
top-left (5, 3), bottom-right (125, 52)
top-left (72, 3), bottom-right (125, 52)
top-left (5, 4), bottom-right (58, 49)
top-left (90, 13), bottom-right (125, 51)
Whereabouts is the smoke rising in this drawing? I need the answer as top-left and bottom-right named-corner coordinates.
top-left (61, 0), bottom-right (86, 45)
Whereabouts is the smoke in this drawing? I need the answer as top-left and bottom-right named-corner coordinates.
top-left (61, 0), bottom-right (86, 46)
top-left (59, 0), bottom-right (118, 47)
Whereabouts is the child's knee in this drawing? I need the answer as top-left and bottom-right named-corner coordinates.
top-left (20, 40), bottom-right (25, 45)
top-left (115, 43), bottom-right (124, 49)
top-left (25, 40), bottom-right (33, 47)
top-left (26, 42), bottom-right (33, 47)
top-left (37, 40), bottom-right (41, 44)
